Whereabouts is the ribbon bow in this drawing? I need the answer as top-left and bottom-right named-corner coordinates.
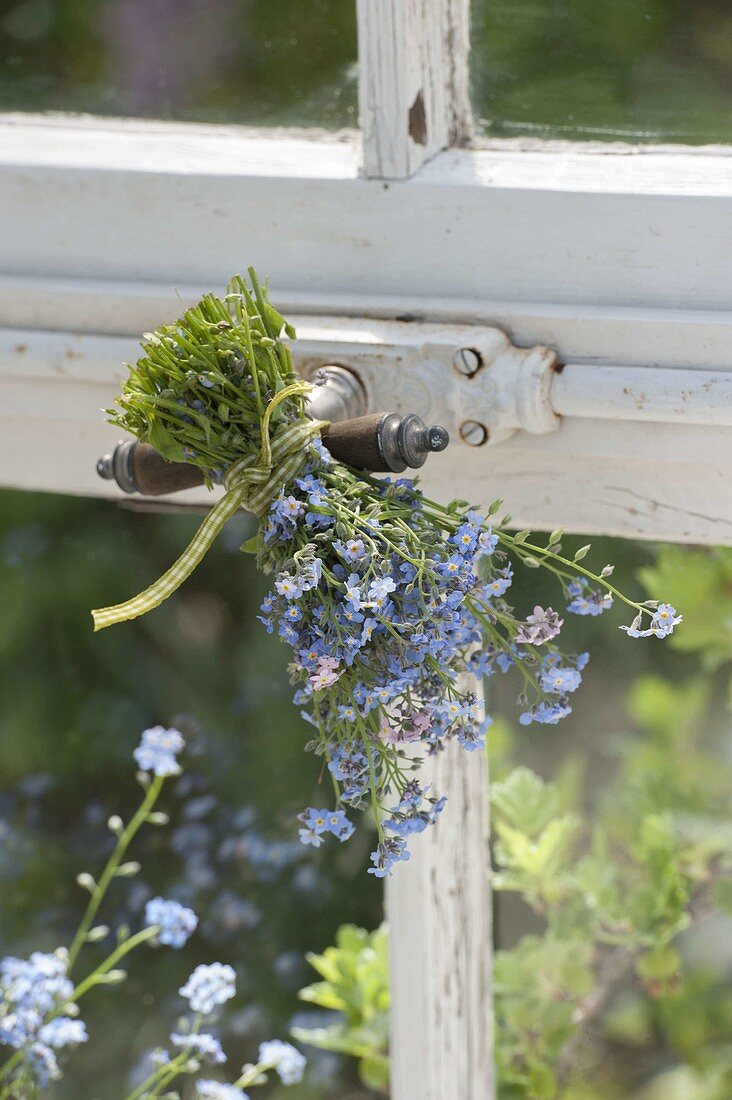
top-left (92, 384), bottom-right (324, 631)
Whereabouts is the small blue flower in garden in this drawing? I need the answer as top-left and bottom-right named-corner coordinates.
top-left (476, 528), bottom-right (499, 556)
top-left (145, 897), bottom-right (198, 948)
top-left (566, 577), bottom-right (612, 616)
top-left (651, 603), bottom-right (683, 637)
top-left (620, 618), bottom-right (654, 638)
top-left (457, 719), bottom-right (490, 751)
top-left (622, 604), bottom-right (682, 638)
top-left (38, 1018), bottom-right (88, 1050)
top-left (258, 1039), bottom-right (307, 1085)
top-left (297, 825), bottom-right (324, 848)
top-left (367, 576), bottom-right (397, 602)
top-left (334, 538), bottom-right (369, 565)
top-left (0, 950), bottom-right (79, 1070)
top-left (484, 567), bottom-right (513, 597)
top-left (368, 836), bottom-right (411, 877)
top-left (451, 522), bottom-right (478, 552)
top-left (300, 808), bottom-right (329, 835)
top-left (134, 725), bottom-right (185, 777)
top-left (539, 665), bottom-right (583, 695)
top-left (519, 700), bottom-right (574, 726)
top-left (180, 963), bottom-right (237, 1015)
top-left (26, 1044), bottom-right (61, 1087)
top-left (326, 809), bottom-right (355, 842)
top-left (275, 574), bottom-right (303, 600)
top-left (171, 1031), bottom-right (226, 1064)
top-left (197, 1081), bottom-right (248, 1099)
top-left (344, 574), bottom-right (362, 608)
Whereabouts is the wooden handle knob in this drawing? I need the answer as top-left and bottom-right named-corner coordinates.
top-left (98, 414), bottom-right (449, 496)
top-left (131, 444), bottom-right (204, 496)
top-left (321, 414), bottom-right (388, 471)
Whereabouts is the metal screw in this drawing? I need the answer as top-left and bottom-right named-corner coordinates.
top-left (459, 419), bottom-right (489, 446)
top-left (452, 347), bottom-right (483, 378)
top-left (96, 454), bottom-right (113, 479)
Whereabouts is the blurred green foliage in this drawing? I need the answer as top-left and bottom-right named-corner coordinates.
top-left (0, 0), bottom-right (357, 125)
top-left (491, 548), bottom-right (732, 1097)
top-left (0, 488), bottom-right (379, 1099)
top-left (293, 924), bottom-right (389, 1094)
top-left (472, 0), bottom-right (732, 143)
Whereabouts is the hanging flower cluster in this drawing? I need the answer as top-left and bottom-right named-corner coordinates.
top-left (94, 271), bottom-right (681, 879)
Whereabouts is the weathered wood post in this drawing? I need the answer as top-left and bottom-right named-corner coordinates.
top-left (356, 5), bottom-right (495, 1095)
top-left (387, 675), bottom-right (493, 1100)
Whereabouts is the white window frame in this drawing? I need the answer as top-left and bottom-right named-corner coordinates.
top-left (1, 4), bottom-right (731, 1098)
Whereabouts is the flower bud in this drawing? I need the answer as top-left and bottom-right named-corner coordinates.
top-left (98, 969), bottom-right (127, 984)
top-left (147, 811), bottom-right (170, 826)
top-left (115, 861), bottom-right (141, 877)
top-left (86, 925), bottom-right (110, 943)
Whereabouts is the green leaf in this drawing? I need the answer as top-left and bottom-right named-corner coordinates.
top-left (493, 767), bottom-right (559, 838)
top-left (637, 945), bottom-right (681, 983)
top-left (299, 981), bottom-right (347, 1011)
top-left (528, 1064), bottom-right (557, 1099)
top-left (239, 535), bottom-right (260, 555)
top-left (360, 1053), bottom-right (390, 1090)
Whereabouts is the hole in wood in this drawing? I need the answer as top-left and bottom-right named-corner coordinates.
top-left (408, 90), bottom-right (427, 145)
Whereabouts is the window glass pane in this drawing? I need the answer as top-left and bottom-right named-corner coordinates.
top-left (471, 0), bottom-right (732, 144)
top-left (0, 0), bottom-right (357, 127)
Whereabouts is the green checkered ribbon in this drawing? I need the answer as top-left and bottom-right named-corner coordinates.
top-left (92, 384), bottom-right (324, 632)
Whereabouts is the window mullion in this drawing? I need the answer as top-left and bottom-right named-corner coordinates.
top-left (357, 0), bottom-right (472, 179)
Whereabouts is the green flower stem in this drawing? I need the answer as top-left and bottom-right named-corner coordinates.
top-left (124, 1054), bottom-right (188, 1100)
top-left (502, 534), bottom-right (646, 615)
top-left (0, 1046), bottom-right (26, 1087)
top-left (67, 774), bottom-right (164, 972)
top-left (65, 925), bottom-right (159, 1008)
top-left (0, 923), bottom-right (161, 1084)
top-left (123, 1014), bottom-right (202, 1100)
top-left (235, 1058), bottom-right (276, 1089)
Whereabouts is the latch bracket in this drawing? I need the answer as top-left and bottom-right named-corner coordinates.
top-left (292, 318), bottom-right (561, 447)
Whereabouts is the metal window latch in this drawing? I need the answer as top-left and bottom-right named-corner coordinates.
top-left (97, 365), bottom-right (450, 497)
top-left (98, 315), bottom-right (732, 498)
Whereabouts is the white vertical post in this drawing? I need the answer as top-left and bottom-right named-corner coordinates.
top-left (357, 3), bottom-right (492, 1092)
top-left (386, 676), bottom-right (494, 1100)
top-left (357, 0), bottom-right (472, 179)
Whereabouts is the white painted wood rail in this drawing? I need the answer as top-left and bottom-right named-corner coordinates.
top-left (3, 310), bottom-right (732, 548)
